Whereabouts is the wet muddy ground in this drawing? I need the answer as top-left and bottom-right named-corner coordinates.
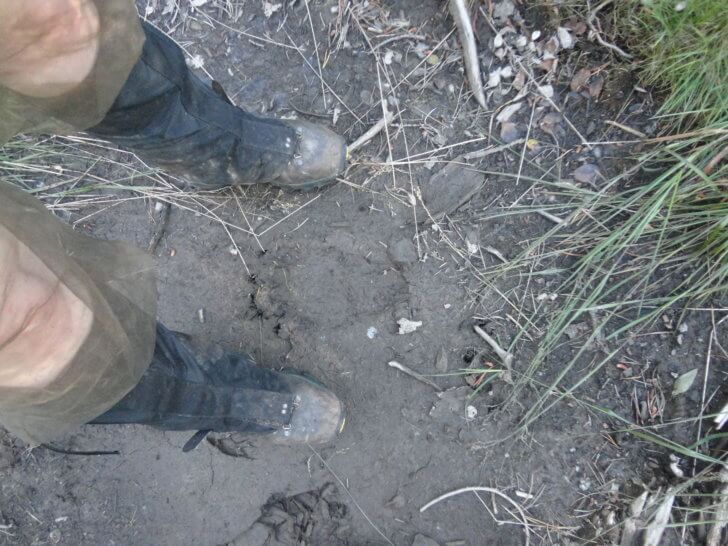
top-left (1, 1), bottom-right (725, 545)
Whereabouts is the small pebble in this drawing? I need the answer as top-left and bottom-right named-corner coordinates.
top-left (572, 163), bottom-right (600, 185)
top-left (500, 122), bottom-right (522, 143)
top-left (367, 326), bottom-right (378, 339)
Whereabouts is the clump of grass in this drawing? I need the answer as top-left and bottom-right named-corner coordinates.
top-left (621, 0), bottom-right (728, 126)
top-left (476, 0), bottom-right (727, 490)
top-left (496, 125), bottom-right (727, 429)
top-left (478, 1), bottom-right (728, 541)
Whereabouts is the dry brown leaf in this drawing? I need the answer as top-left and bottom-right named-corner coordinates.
top-left (500, 122), bottom-right (521, 143)
top-left (588, 75), bottom-right (605, 98)
top-left (538, 57), bottom-right (557, 72)
top-left (513, 71), bottom-right (526, 90)
top-left (539, 112), bottom-right (563, 136)
top-left (570, 67), bottom-right (592, 92)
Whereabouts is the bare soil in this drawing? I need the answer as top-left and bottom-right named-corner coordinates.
top-left (1, 1), bottom-right (725, 545)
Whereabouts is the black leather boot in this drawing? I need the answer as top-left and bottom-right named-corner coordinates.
top-left (88, 21), bottom-right (347, 190)
top-left (91, 324), bottom-right (345, 447)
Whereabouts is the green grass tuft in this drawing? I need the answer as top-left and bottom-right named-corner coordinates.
top-left (624, 0), bottom-right (728, 126)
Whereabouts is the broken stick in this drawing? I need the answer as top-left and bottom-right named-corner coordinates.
top-left (348, 102), bottom-right (394, 152)
top-left (473, 325), bottom-right (514, 384)
top-left (449, 0), bottom-right (486, 108)
top-left (388, 361), bottom-right (442, 391)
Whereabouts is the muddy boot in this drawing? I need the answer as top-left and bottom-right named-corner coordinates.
top-left (91, 324), bottom-right (345, 448)
top-left (87, 21), bottom-right (346, 190)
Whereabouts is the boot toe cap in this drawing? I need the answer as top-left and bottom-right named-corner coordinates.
top-left (271, 376), bottom-right (345, 445)
top-left (275, 121), bottom-right (347, 190)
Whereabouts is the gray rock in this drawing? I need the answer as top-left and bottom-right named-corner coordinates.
top-left (412, 533), bottom-right (441, 546)
top-left (492, 0), bottom-right (516, 23)
top-left (410, 157), bottom-right (484, 224)
top-left (572, 163), bottom-right (601, 185)
top-left (435, 347), bottom-right (449, 372)
top-left (388, 238), bottom-right (418, 267)
top-left (500, 121), bottom-right (521, 143)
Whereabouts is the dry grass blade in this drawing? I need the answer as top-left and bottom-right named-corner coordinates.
top-left (421, 486), bottom-right (531, 546)
top-left (308, 445), bottom-right (395, 546)
top-left (707, 467), bottom-right (728, 546)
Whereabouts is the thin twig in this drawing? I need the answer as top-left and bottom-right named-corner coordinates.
top-left (258, 194), bottom-right (321, 237)
top-left (233, 190), bottom-right (264, 253)
top-left (462, 139), bottom-right (525, 160)
top-left (308, 445), bottom-right (395, 546)
top-left (536, 209), bottom-right (566, 225)
top-left (704, 143), bottom-right (728, 175)
top-left (449, 0), bottom-right (486, 107)
top-left (420, 486), bottom-right (531, 546)
top-left (604, 120), bottom-right (646, 138)
top-left (148, 201), bottom-right (171, 253)
top-left (587, 0), bottom-right (633, 60)
top-left (473, 325), bottom-right (514, 383)
top-left (388, 361), bottom-right (442, 391)
top-left (348, 104), bottom-right (395, 152)
top-left (285, 31), bottom-right (363, 124)
top-left (303, 0), bottom-right (328, 110)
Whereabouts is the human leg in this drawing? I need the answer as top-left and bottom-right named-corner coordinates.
top-left (88, 21), bottom-right (347, 190)
top-left (0, 5), bottom-right (345, 446)
top-left (0, 226), bottom-right (93, 390)
top-left (0, 0), bottom-right (100, 98)
top-left (92, 324), bottom-right (345, 446)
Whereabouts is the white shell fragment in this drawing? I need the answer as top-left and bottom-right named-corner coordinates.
top-left (397, 318), bottom-right (423, 334)
top-left (262, 1), bottom-right (282, 18)
top-left (557, 27), bottom-right (574, 49)
top-left (537, 85), bottom-right (554, 99)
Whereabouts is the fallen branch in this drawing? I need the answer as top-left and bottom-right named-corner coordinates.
top-left (450, 0), bottom-right (487, 108)
top-left (348, 102), bottom-right (395, 152)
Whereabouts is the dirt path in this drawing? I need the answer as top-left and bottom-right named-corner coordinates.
top-left (1, 1), bottom-right (722, 545)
